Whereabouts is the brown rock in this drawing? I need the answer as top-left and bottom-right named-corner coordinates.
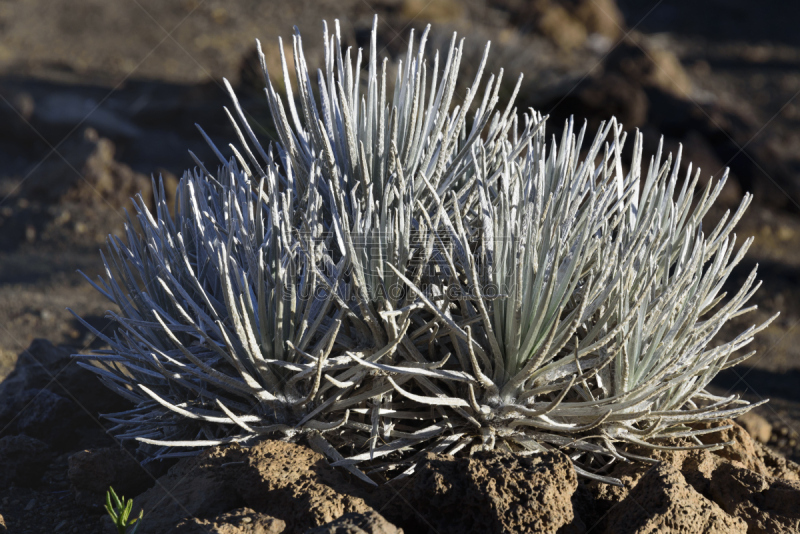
top-left (695, 420), bottom-right (790, 478)
top-left (753, 441), bottom-right (800, 482)
top-left (492, 0), bottom-right (624, 49)
top-left (132, 448), bottom-right (247, 534)
top-left (19, 128), bottom-right (154, 210)
top-left (603, 463), bottom-right (747, 534)
top-left (379, 449), bottom-right (577, 534)
top-left (134, 440), bottom-right (383, 534)
top-left (489, 0), bottom-right (587, 49)
top-left (599, 419), bottom-right (800, 489)
top-left (68, 447), bottom-right (153, 509)
top-left (232, 440), bottom-right (377, 533)
top-left (304, 511), bottom-right (403, 534)
top-left (174, 508), bottom-right (287, 534)
top-left (607, 40), bottom-right (693, 99)
top-left (126, 423), bottom-right (800, 534)
top-left (591, 421), bottom-right (800, 532)
top-left (569, 0), bottom-right (625, 41)
top-left (736, 411), bottom-right (773, 444)
top-left (709, 462), bottom-right (800, 534)
top-left (537, 3), bottom-right (588, 51)
top-left (400, 0), bottom-right (463, 23)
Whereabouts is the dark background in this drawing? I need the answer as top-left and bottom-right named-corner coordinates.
top-left (1, 0), bottom-right (799, 465)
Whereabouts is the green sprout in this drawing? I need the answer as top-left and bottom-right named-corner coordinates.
top-left (105, 487), bottom-right (143, 534)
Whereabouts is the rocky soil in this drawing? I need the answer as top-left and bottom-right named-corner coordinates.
top-left (3, 340), bottom-right (800, 533)
top-left (2, 0), bottom-right (800, 532)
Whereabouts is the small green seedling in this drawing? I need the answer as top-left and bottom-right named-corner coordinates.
top-left (105, 487), bottom-right (143, 534)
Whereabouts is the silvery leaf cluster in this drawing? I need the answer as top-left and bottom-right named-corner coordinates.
top-left (73, 17), bottom-right (777, 485)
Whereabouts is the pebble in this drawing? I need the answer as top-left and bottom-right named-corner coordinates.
top-left (24, 498), bottom-right (35, 510)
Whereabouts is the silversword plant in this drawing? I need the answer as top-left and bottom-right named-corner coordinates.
top-left (73, 16), bottom-right (777, 485)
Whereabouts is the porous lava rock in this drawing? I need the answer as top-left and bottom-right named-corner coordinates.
top-left (0, 339), bottom-right (130, 452)
top-left (133, 439), bottom-right (388, 534)
top-left (708, 462), bottom-right (800, 534)
top-left (68, 447), bottom-right (153, 509)
top-left (603, 462), bottom-right (748, 534)
top-left (130, 449), bottom-right (250, 534)
top-left (0, 434), bottom-right (52, 487)
top-left (377, 449), bottom-right (578, 534)
top-left (173, 508), bottom-right (287, 534)
top-left (589, 420), bottom-right (800, 533)
top-left (0, 339), bottom-right (130, 417)
top-left (698, 421), bottom-right (800, 481)
top-left (229, 440), bottom-right (377, 532)
top-left (304, 511), bottom-right (404, 534)
top-left (118, 420), bottom-right (800, 534)
top-left (736, 411), bottom-right (773, 444)
top-left (0, 388), bottom-right (76, 444)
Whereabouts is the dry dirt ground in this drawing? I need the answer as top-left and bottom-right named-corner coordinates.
top-left (2, 0), bottom-right (800, 531)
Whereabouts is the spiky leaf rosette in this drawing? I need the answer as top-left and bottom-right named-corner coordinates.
top-left (393, 122), bottom-right (778, 483)
top-left (75, 16), bottom-right (777, 486)
top-left (71, 161), bottom-right (369, 468)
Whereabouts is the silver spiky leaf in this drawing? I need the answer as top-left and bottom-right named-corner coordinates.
top-left (74, 16), bottom-right (777, 486)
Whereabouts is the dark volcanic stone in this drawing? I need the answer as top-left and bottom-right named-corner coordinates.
top-left (0, 339), bottom-right (130, 451)
top-left (7, 388), bottom-right (77, 443)
top-left (68, 447), bottom-right (154, 509)
top-left (174, 508), bottom-right (287, 534)
top-left (0, 434), bottom-right (52, 487)
top-left (305, 511), bottom-right (403, 534)
top-left (379, 449), bottom-right (578, 534)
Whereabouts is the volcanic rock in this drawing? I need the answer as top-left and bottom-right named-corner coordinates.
top-left (19, 127), bottom-right (154, 210)
top-left (174, 508), bottom-right (287, 534)
top-left (606, 40), bottom-right (693, 98)
top-left (133, 439), bottom-right (389, 534)
top-left (604, 462), bottom-right (747, 533)
top-left (68, 447), bottom-right (153, 509)
top-left (0, 339), bottom-right (125, 408)
top-left (304, 511), bottom-right (403, 534)
top-left (1, 388), bottom-right (76, 444)
top-left (0, 339), bottom-right (130, 452)
top-left (378, 449), bottom-right (578, 534)
top-left (0, 434), bottom-right (52, 487)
